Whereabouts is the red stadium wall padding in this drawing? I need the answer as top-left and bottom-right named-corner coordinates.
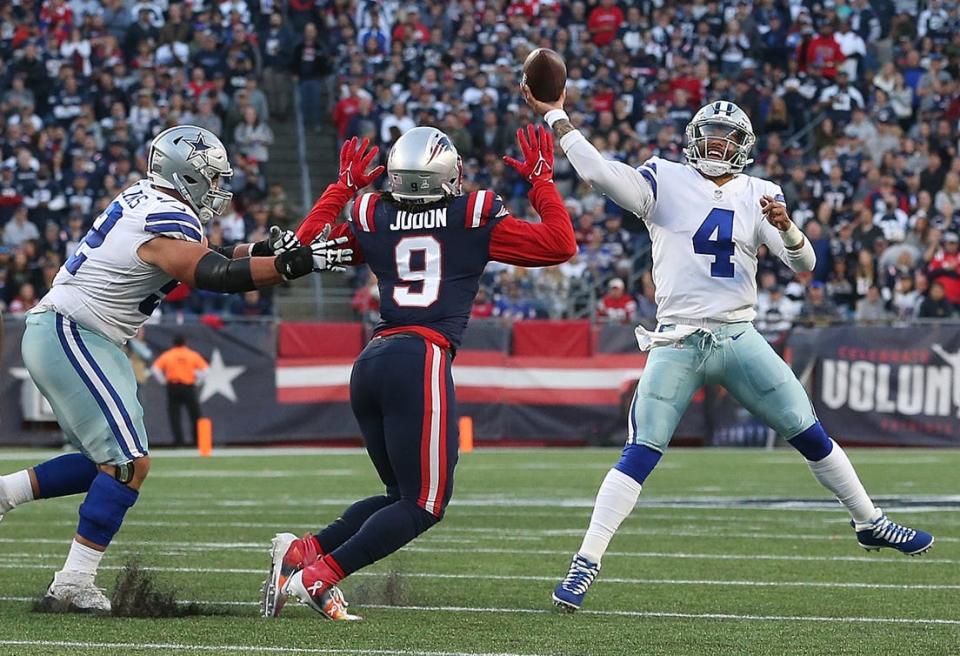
top-left (511, 320), bottom-right (593, 357)
top-left (278, 322), bottom-right (364, 358)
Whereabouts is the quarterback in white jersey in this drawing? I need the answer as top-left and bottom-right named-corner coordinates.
top-left (0, 125), bottom-right (362, 614)
top-left (520, 90), bottom-right (934, 612)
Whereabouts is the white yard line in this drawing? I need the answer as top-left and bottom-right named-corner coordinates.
top-left (0, 562), bottom-right (955, 590)
top-left (0, 640), bottom-right (536, 656)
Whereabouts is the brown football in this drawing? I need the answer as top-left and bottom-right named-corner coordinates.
top-left (522, 48), bottom-right (566, 103)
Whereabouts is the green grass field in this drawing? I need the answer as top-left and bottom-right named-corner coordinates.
top-left (0, 447), bottom-right (957, 656)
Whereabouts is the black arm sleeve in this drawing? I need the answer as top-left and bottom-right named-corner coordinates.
top-left (194, 252), bottom-right (257, 292)
top-left (210, 244), bottom-right (238, 258)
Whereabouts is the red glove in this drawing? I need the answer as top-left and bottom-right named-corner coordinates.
top-left (338, 137), bottom-right (385, 192)
top-left (503, 124), bottom-right (554, 184)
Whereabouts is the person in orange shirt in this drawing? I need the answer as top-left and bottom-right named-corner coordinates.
top-left (151, 335), bottom-right (209, 447)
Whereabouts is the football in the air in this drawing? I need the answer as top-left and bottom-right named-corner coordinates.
top-left (522, 48), bottom-right (566, 103)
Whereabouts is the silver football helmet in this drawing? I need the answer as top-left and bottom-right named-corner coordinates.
top-left (684, 101), bottom-right (756, 177)
top-left (387, 127), bottom-right (462, 203)
top-left (148, 125), bottom-right (233, 223)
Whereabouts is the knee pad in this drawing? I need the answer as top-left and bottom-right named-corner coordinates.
top-left (788, 422), bottom-right (834, 461)
top-left (77, 472), bottom-right (139, 547)
top-left (613, 443), bottom-right (663, 485)
top-left (34, 453), bottom-right (99, 499)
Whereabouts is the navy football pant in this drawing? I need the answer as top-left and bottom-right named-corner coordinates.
top-left (315, 336), bottom-right (458, 576)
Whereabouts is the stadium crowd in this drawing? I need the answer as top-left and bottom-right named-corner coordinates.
top-left (3, 0), bottom-right (960, 330)
top-left (0, 0), bottom-right (288, 317)
top-left (333, 0), bottom-right (960, 328)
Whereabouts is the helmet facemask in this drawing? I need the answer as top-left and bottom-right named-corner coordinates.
top-left (387, 127), bottom-right (463, 203)
top-left (685, 118), bottom-right (756, 178)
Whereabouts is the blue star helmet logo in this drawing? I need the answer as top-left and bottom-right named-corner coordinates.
top-left (186, 133), bottom-right (213, 162)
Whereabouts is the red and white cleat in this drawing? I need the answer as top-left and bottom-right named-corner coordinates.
top-left (284, 570), bottom-right (361, 621)
top-left (260, 532), bottom-right (321, 618)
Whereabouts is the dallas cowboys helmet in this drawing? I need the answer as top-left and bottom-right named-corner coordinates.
top-left (387, 127), bottom-right (462, 203)
top-left (148, 125), bottom-right (233, 223)
top-left (684, 101), bottom-right (756, 178)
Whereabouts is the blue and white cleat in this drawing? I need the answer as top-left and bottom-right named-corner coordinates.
top-left (552, 554), bottom-right (600, 612)
top-left (853, 511), bottom-right (934, 556)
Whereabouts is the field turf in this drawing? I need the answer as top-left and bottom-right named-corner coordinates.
top-left (0, 447), bottom-right (957, 656)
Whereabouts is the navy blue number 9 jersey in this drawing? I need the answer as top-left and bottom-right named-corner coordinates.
top-left (349, 190), bottom-right (507, 348)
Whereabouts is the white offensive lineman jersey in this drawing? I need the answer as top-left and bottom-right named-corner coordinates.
top-left (33, 180), bottom-right (204, 344)
top-left (638, 157), bottom-right (793, 324)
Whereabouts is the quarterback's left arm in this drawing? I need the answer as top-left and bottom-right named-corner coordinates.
top-left (759, 193), bottom-right (816, 272)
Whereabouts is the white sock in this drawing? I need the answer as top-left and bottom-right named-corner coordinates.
top-left (806, 440), bottom-right (880, 526)
top-left (61, 540), bottom-right (105, 579)
top-left (0, 470), bottom-right (35, 509)
top-left (578, 468), bottom-right (642, 564)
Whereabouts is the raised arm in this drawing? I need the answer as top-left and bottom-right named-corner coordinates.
top-left (758, 192), bottom-right (816, 273)
top-left (522, 85), bottom-right (655, 220)
top-left (489, 125), bottom-right (576, 266)
top-left (296, 136), bottom-right (384, 264)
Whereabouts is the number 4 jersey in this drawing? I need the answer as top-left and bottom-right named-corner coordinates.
top-left (638, 157), bottom-right (793, 324)
top-left (33, 180), bottom-right (199, 344)
top-left (296, 181), bottom-right (577, 349)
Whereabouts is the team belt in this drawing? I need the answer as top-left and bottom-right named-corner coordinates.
top-left (374, 331), bottom-right (454, 358)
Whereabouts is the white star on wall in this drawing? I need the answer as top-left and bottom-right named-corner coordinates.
top-left (199, 349), bottom-right (246, 403)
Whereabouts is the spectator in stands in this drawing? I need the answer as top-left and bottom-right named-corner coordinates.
top-left (918, 281), bottom-right (955, 319)
top-left (234, 107), bottom-right (274, 168)
top-left (8, 282), bottom-right (38, 316)
top-left (230, 290), bottom-right (272, 317)
top-left (471, 288), bottom-right (494, 319)
top-left (291, 22), bottom-right (332, 133)
top-left (596, 278), bottom-right (636, 324)
top-left (3, 206), bottom-right (39, 248)
top-left (855, 285), bottom-right (891, 323)
top-left (928, 232), bottom-right (960, 306)
top-left (798, 281), bottom-right (842, 327)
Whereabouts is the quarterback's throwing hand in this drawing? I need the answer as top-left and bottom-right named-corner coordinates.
top-left (338, 137), bottom-right (385, 192)
top-left (503, 124), bottom-right (554, 184)
top-left (311, 224), bottom-right (353, 272)
top-left (760, 195), bottom-right (791, 231)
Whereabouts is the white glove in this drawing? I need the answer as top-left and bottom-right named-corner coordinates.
top-left (268, 226), bottom-right (301, 254)
top-left (311, 224), bottom-right (353, 272)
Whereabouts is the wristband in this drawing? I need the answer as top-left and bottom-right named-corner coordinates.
top-left (779, 222), bottom-right (804, 248)
top-left (544, 109), bottom-right (569, 129)
top-left (274, 246), bottom-right (313, 280)
top-left (250, 240), bottom-right (272, 256)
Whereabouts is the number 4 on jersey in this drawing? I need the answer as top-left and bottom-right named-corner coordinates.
top-left (692, 208), bottom-right (735, 278)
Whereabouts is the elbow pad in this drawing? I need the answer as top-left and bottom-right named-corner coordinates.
top-left (194, 252), bottom-right (256, 293)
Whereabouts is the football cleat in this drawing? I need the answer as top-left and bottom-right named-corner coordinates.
top-left (283, 570), bottom-right (361, 621)
top-left (552, 554), bottom-right (600, 612)
top-left (853, 511), bottom-right (934, 556)
top-left (261, 532), bottom-right (321, 618)
top-left (40, 571), bottom-right (112, 614)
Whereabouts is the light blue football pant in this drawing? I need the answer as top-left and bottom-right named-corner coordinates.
top-left (22, 312), bottom-right (148, 465)
top-left (629, 322), bottom-right (816, 452)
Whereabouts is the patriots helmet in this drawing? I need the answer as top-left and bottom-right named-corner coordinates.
top-left (387, 127), bottom-right (463, 203)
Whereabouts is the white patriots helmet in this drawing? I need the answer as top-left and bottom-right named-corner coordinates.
top-left (148, 125), bottom-right (233, 223)
top-left (684, 101), bottom-right (756, 178)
